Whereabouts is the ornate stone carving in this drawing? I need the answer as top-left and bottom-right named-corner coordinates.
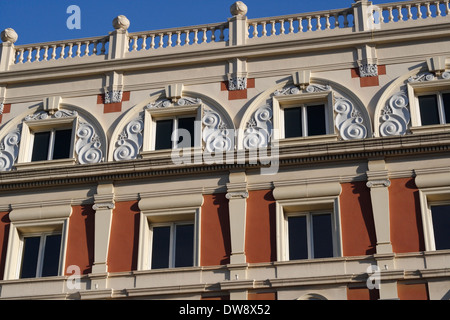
top-left (75, 122), bottom-right (103, 164)
top-left (273, 86), bottom-right (300, 96)
top-left (146, 97), bottom-right (202, 109)
top-left (113, 116), bottom-right (144, 161)
top-left (225, 191), bottom-right (249, 199)
top-left (24, 111), bottom-right (50, 121)
top-left (228, 77), bottom-right (247, 91)
top-left (442, 71), bottom-right (450, 79)
top-left (379, 92), bottom-right (410, 137)
top-left (93, 202), bottom-right (115, 210)
top-left (104, 90), bottom-right (123, 104)
top-left (305, 84), bottom-right (331, 93)
top-left (1, 28), bottom-right (18, 43)
top-left (230, 1), bottom-right (248, 16)
top-left (0, 103), bottom-right (4, 115)
top-left (359, 64), bottom-right (378, 77)
top-left (0, 130), bottom-right (20, 171)
top-left (334, 97), bottom-right (368, 140)
top-left (366, 179), bottom-right (391, 188)
top-left (112, 15), bottom-right (130, 31)
top-left (408, 72), bottom-right (435, 83)
top-left (202, 109), bottom-right (233, 153)
top-left (243, 105), bottom-right (273, 149)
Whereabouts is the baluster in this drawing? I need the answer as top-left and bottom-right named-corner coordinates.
top-left (426, 2), bottom-right (432, 17)
top-left (279, 19), bottom-right (285, 34)
top-left (185, 30), bottom-right (190, 45)
top-left (176, 31), bottom-right (182, 46)
top-left (169, 32), bottom-right (174, 47)
top-left (150, 35), bottom-right (155, 49)
top-left (141, 35), bottom-right (147, 50)
top-left (18, 48), bottom-right (24, 63)
top-left (333, 13), bottom-right (339, 28)
top-left (397, 5), bottom-right (403, 21)
top-left (60, 44), bottom-right (66, 59)
top-left (252, 22), bottom-right (258, 38)
top-left (445, 0), bottom-right (450, 15)
top-left (210, 27), bottom-right (216, 42)
top-left (270, 20), bottom-right (276, 35)
top-left (406, 5), bottom-right (413, 20)
top-left (26, 48), bottom-right (32, 63)
top-left (68, 43), bottom-right (74, 58)
top-left (51, 45), bottom-right (57, 59)
top-left (262, 21), bottom-right (268, 36)
top-left (436, 1), bottom-right (442, 16)
top-left (43, 46), bottom-right (49, 61)
top-left (101, 39), bottom-right (107, 54)
top-left (325, 14), bottom-right (330, 30)
top-left (416, 3), bottom-right (423, 19)
top-left (202, 28), bottom-right (207, 43)
top-left (132, 36), bottom-right (138, 51)
top-left (84, 41), bottom-right (90, 56)
top-left (378, 8), bottom-right (384, 23)
top-left (316, 15), bottom-right (322, 30)
top-left (158, 33), bottom-right (164, 48)
top-left (92, 41), bottom-right (98, 55)
top-left (219, 26), bottom-right (225, 41)
top-left (387, 7), bottom-right (394, 22)
top-left (193, 29), bottom-right (198, 44)
top-left (35, 46), bottom-right (41, 62)
top-left (76, 42), bottom-right (81, 57)
top-left (288, 18), bottom-right (294, 34)
top-left (308, 17), bottom-right (313, 31)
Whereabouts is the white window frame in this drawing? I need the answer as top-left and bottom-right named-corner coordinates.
top-left (407, 79), bottom-right (450, 134)
top-left (3, 207), bottom-right (70, 280)
top-left (272, 90), bottom-right (337, 144)
top-left (19, 231), bottom-right (63, 278)
top-left (149, 221), bottom-right (196, 269)
top-left (415, 91), bottom-right (450, 126)
top-left (418, 186), bottom-right (450, 251)
top-left (285, 210), bottom-right (335, 260)
top-left (16, 116), bottom-right (77, 168)
top-left (142, 104), bottom-right (203, 154)
top-left (276, 196), bottom-right (342, 262)
top-left (152, 115), bottom-right (198, 150)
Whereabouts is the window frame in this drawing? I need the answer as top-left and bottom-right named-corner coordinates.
top-left (149, 220), bottom-right (196, 269)
top-left (275, 195), bottom-right (342, 262)
top-left (272, 90), bottom-right (336, 144)
top-left (17, 116), bottom-right (77, 167)
top-left (19, 231), bottom-right (63, 279)
top-left (416, 91), bottom-right (450, 126)
top-left (142, 104), bottom-right (203, 155)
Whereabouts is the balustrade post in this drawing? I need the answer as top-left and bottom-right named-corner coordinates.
top-left (352, 0), bottom-right (376, 32)
top-left (228, 1), bottom-right (248, 46)
top-left (108, 15), bottom-right (130, 60)
top-left (0, 28), bottom-right (18, 71)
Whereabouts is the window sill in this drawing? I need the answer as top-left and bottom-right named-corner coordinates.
top-left (15, 158), bottom-right (77, 171)
top-left (140, 147), bottom-right (203, 161)
top-left (410, 124), bottom-right (450, 135)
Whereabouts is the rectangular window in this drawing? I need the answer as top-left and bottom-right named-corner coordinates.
top-left (430, 205), bottom-right (450, 250)
top-left (287, 212), bottom-right (333, 260)
top-left (150, 223), bottom-right (194, 269)
top-left (418, 93), bottom-right (450, 126)
top-left (20, 233), bottom-right (62, 278)
top-left (284, 104), bottom-right (326, 139)
top-left (31, 129), bottom-right (72, 162)
top-left (154, 117), bottom-right (196, 150)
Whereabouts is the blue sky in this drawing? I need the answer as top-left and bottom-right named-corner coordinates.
top-left (1, 0), bottom-right (408, 45)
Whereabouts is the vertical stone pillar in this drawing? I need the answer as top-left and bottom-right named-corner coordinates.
top-left (228, 2), bottom-right (248, 46)
top-left (352, 0), bottom-right (375, 32)
top-left (92, 183), bottom-right (115, 277)
top-left (0, 28), bottom-right (18, 72)
top-left (108, 15), bottom-right (130, 60)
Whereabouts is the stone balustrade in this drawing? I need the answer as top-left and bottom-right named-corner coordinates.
top-left (1, 0), bottom-right (449, 71)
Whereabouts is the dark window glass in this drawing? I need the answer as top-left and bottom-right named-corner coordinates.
top-left (151, 226), bottom-right (171, 269)
top-left (20, 236), bottom-right (41, 278)
top-left (177, 117), bottom-right (196, 148)
top-left (431, 205), bottom-right (450, 250)
top-left (419, 95), bottom-right (440, 125)
top-left (284, 107), bottom-right (303, 138)
top-left (442, 93), bottom-right (450, 124)
top-left (312, 214), bottom-right (333, 258)
top-left (155, 120), bottom-right (174, 150)
top-left (41, 234), bottom-right (61, 277)
top-left (307, 105), bottom-right (326, 136)
top-left (52, 129), bottom-right (72, 160)
top-left (288, 216), bottom-right (308, 260)
top-left (174, 224), bottom-right (194, 267)
top-left (31, 131), bottom-right (51, 161)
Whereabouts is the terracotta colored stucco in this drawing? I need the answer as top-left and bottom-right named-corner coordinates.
top-left (65, 205), bottom-right (95, 275)
top-left (340, 182), bottom-right (377, 256)
top-left (347, 287), bottom-right (380, 300)
top-left (245, 190), bottom-right (276, 263)
top-left (107, 201), bottom-right (140, 273)
top-left (0, 212), bottom-right (10, 280)
top-left (201, 193), bottom-right (231, 266)
top-left (397, 282), bottom-right (429, 300)
top-left (389, 178), bottom-right (425, 253)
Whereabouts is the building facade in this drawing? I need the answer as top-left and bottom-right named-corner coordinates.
top-left (0, 0), bottom-right (449, 300)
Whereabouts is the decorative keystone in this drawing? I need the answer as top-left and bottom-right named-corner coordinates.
top-left (1, 28), bottom-right (18, 44)
top-left (112, 15), bottom-right (130, 31)
top-left (230, 1), bottom-right (248, 16)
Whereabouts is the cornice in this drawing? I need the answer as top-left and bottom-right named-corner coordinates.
top-left (0, 131), bottom-right (448, 191)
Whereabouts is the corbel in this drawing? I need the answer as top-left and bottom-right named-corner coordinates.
top-left (43, 96), bottom-right (62, 115)
top-left (357, 44), bottom-right (378, 77)
top-left (103, 71), bottom-right (124, 104)
top-left (427, 56), bottom-right (447, 77)
top-left (165, 83), bottom-right (184, 103)
top-left (292, 70), bottom-right (311, 90)
top-left (227, 57), bottom-right (248, 91)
